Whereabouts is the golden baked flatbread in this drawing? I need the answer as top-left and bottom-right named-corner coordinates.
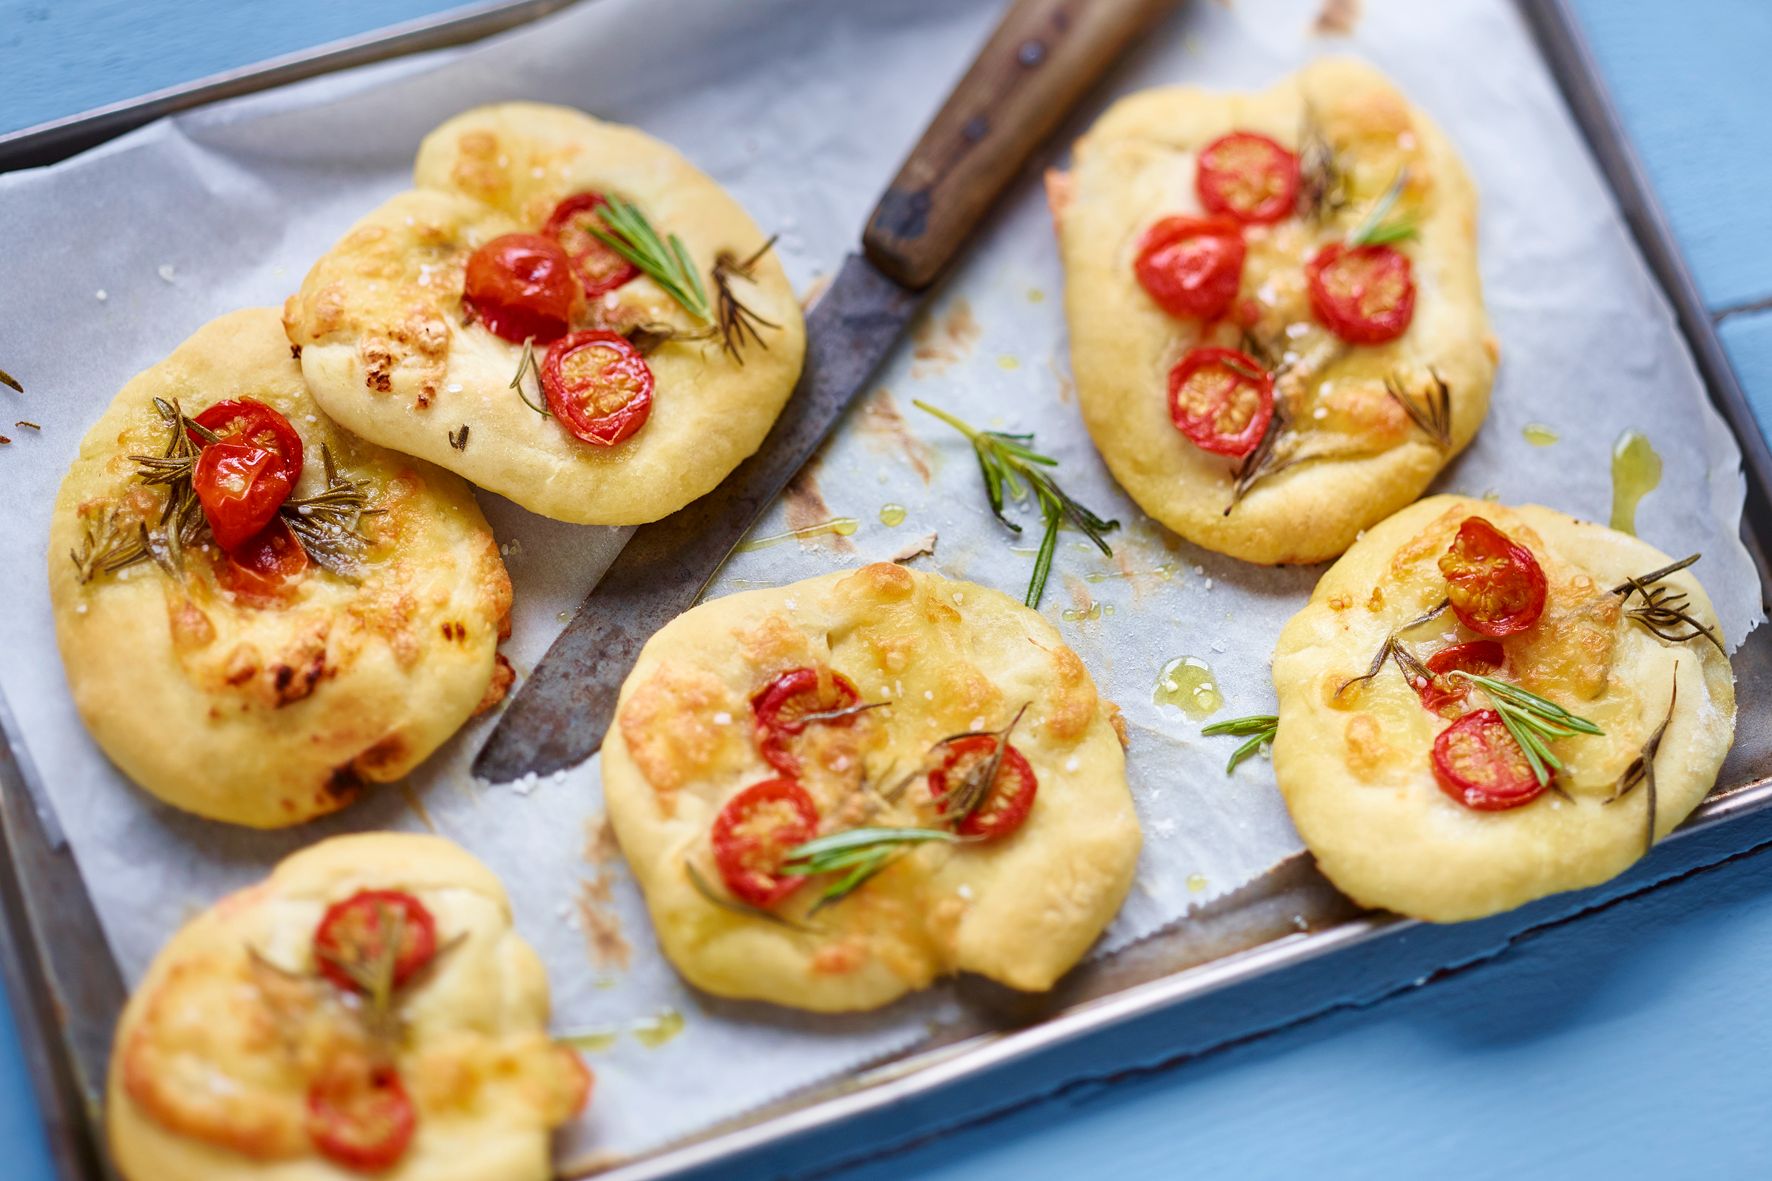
top-left (49, 308), bottom-right (510, 828)
top-left (1052, 59), bottom-right (1496, 564)
top-left (1271, 495), bottom-right (1735, 921)
top-left (286, 102), bottom-right (805, 525)
top-left (106, 833), bottom-right (588, 1181)
top-left (601, 562), bottom-right (1142, 1011)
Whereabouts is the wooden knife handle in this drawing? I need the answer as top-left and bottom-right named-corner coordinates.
top-left (863, 0), bottom-right (1178, 291)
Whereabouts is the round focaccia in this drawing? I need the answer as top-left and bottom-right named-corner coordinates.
top-left (49, 308), bottom-right (511, 828)
top-left (106, 833), bottom-right (589, 1181)
top-left (1271, 495), bottom-right (1735, 922)
top-left (284, 101), bottom-right (805, 525)
top-left (601, 562), bottom-right (1142, 1012)
top-left (1051, 58), bottom-right (1496, 564)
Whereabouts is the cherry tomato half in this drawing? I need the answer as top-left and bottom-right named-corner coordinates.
top-left (307, 1060), bottom-right (417, 1173)
top-left (542, 192), bottom-right (641, 299)
top-left (710, 778), bottom-right (820, 907)
top-left (1196, 132), bottom-right (1300, 225)
top-left (750, 666), bottom-right (862, 776)
top-left (1431, 708), bottom-right (1543, 811)
top-left (1306, 242), bottom-right (1416, 345)
top-left (1167, 346), bottom-right (1275, 458)
top-left (312, 889), bottom-right (438, 995)
top-left (1415, 639), bottom-right (1506, 715)
top-left (191, 399), bottom-right (304, 485)
top-left (192, 441), bottom-right (296, 552)
top-left (542, 330), bottom-right (654, 446)
top-left (928, 735), bottom-right (1038, 841)
top-left (215, 518), bottom-right (310, 604)
top-left (1438, 517), bottom-right (1548, 638)
top-left (463, 233), bottom-right (580, 344)
top-left (1134, 216), bottom-right (1246, 322)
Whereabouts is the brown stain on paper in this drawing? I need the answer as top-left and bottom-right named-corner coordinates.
top-left (911, 297), bottom-right (982, 379)
top-left (576, 814), bottom-right (630, 972)
top-left (859, 388), bottom-right (934, 482)
top-left (1312, 0), bottom-right (1361, 35)
top-left (783, 457), bottom-right (856, 554)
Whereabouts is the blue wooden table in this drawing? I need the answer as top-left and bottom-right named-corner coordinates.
top-left (4, 1), bottom-right (1771, 1178)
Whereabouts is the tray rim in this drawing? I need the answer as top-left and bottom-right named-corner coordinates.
top-left (1, 0), bottom-right (1769, 1177)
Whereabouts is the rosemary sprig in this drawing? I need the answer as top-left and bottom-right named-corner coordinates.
top-left (509, 337), bottom-right (549, 418)
top-left (684, 860), bottom-right (817, 932)
top-left (1296, 103), bottom-right (1346, 223)
top-left (1611, 554), bottom-right (1724, 652)
top-left (1331, 601), bottom-right (1451, 699)
top-left (797, 700), bottom-right (891, 726)
top-left (783, 827), bottom-right (964, 913)
top-left (70, 508), bottom-right (152, 583)
top-left (589, 200), bottom-right (711, 321)
top-left (933, 704), bottom-right (1028, 823)
top-left (313, 899), bottom-right (406, 1040)
top-left (1202, 714), bottom-right (1278, 774)
top-left (1606, 671), bottom-right (1677, 856)
top-left (1448, 671), bottom-right (1604, 789)
top-left (279, 445), bottom-right (383, 579)
top-left (0, 367), bottom-right (21, 394)
top-left (1385, 371), bottom-right (1452, 450)
top-left (914, 400), bottom-right (1118, 608)
top-left (712, 237), bottom-right (782, 363)
top-left (73, 397), bottom-right (212, 583)
top-left (1345, 168), bottom-right (1417, 247)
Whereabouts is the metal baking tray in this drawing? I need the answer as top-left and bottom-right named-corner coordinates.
top-left (1, 0), bottom-right (1767, 1177)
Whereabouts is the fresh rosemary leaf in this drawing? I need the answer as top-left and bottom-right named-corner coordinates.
top-left (1448, 671), bottom-right (1603, 789)
top-left (1345, 168), bottom-right (1417, 247)
top-left (1384, 372), bottom-right (1452, 449)
top-left (683, 860), bottom-right (817, 932)
top-left (914, 400), bottom-right (1119, 608)
top-left (509, 337), bottom-right (550, 418)
top-left (1297, 103), bottom-right (1346, 223)
top-left (1202, 714), bottom-right (1279, 774)
top-left (783, 827), bottom-right (961, 874)
top-left (935, 705), bottom-right (1027, 823)
top-left (589, 200), bottom-right (711, 321)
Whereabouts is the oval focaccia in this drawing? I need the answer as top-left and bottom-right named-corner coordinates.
top-left (1052, 58), bottom-right (1496, 564)
top-left (49, 308), bottom-right (511, 828)
top-left (601, 562), bottom-right (1142, 1012)
top-left (284, 102), bottom-right (805, 525)
top-left (106, 834), bottom-right (588, 1181)
top-left (1271, 495), bottom-right (1735, 921)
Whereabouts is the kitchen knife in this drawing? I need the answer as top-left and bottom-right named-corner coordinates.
top-left (474, 0), bottom-right (1178, 783)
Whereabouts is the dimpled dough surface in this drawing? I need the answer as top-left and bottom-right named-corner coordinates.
top-left (1055, 59), bottom-right (1495, 564)
top-left (601, 563), bottom-right (1143, 1012)
top-left (1272, 496), bottom-right (1735, 922)
top-left (285, 102), bottom-right (805, 525)
top-left (49, 308), bottom-right (510, 828)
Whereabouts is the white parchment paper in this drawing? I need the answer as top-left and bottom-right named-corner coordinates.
top-left (0, 0), bottom-right (1760, 1166)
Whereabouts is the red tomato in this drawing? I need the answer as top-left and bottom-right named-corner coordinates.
top-left (542, 192), bottom-right (641, 299)
top-left (710, 779), bottom-right (819, 907)
top-left (1195, 132), bottom-right (1300, 224)
top-left (307, 1061), bottom-right (416, 1172)
top-left (1415, 640), bottom-right (1506, 714)
top-left (463, 233), bottom-right (580, 344)
top-left (215, 519), bottom-right (310, 603)
top-left (1134, 216), bottom-right (1246, 321)
top-left (1166, 346), bottom-right (1274, 458)
top-left (191, 399), bottom-right (303, 484)
top-left (1438, 517), bottom-right (1548, 638)
top-left (192, 441), bottom-right (296, 551)
top-left (1306, 242), bottom-right (1416, 344)
top-left (312, 890), bottom-right (438, 994)
top-left (928, 735), bottom-right (1038, 840)
top-left (1431, 709), bottom-right (1543, 811)
top-left (542, 331), bottom-right (654, 446)
top-left (750, 666), bottom-right (862, 776)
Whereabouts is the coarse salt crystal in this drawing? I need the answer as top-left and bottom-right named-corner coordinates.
top-left (156, 264), bottom-right (176, 282)
top-left (713, 711), bottom-right (732, 725)
top-left (969, 716), bottom-right (985, 730)
top-left (957, 884), bottom-right (975, 900)
top-left (923, 690), bottom-right (935, 701)
top-left (447, 383), bottom-right (463, 394)
top-left (1063, 756), bottom-right (1080, 772)
top-left (95, 289), bottom-right (108, 301)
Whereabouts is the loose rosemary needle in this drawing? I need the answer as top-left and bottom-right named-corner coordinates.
top-left (1202, 714), bottom-right (1279, 774)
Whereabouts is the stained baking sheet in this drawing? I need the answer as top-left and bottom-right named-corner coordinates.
top-left (0, 0), bottom-right (1763, 1174)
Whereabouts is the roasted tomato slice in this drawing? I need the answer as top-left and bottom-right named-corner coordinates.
top-left (192, 441), bottom-right (296, 552)
top-left (710, 778), bottom-right (819, 907)
top-left (463, 232), bottom-right (580, 344)
top-left (1432, 708), bottom-right (1543, 811)
top-left (750, 666), bottom-right (863, 776)
top-left (307, 1060), bottom-right (417, 1173)
top-left (1167, 346), bottom-right (1274, 458)
top-left (191, 399), bottom-right (303, 484)
top-left (929, 734), bottom-right (1038, 840)
top-left (1438, 517), bottom-right (1548, 638)
top-left (1134, 216), bottom-right (1246, 322)
top-left (542, 330), bottom-right (654, 446)
top-left (542, 192), bottom-right (641, 299)
top-left (1415, 640), bottom-right (1506, 714)
top-left (1195, 132), bottom-right (1300, 224)
top-left (1306, 242), bottom-right (1416, 345)
top-left (313, 890), bottom-right (438, 994)
top-left (215, 518), bottom-right (310, 603)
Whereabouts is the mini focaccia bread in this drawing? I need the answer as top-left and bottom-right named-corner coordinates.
top-left (1052, 59), bottom-right (1496, 564)
top-left (106, 834), bottom-right (589, 1181)
top-left (601, 562), bottom-right (1142, 1012)
top-left (285, 102), bottom-right (805, 525)
top-left (49, 308), bottom-right (511, 828)
top-left (1271, 495), bottom-right (1735, 921)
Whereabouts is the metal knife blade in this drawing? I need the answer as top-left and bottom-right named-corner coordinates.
top-left (473, 255), bottom-right (917, 781)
